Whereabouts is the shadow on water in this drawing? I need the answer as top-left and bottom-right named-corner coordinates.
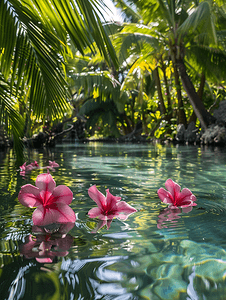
top-left (1, 143), bottom-right (226, 299)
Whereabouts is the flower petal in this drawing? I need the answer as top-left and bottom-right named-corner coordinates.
top-left (51, 185), bottom-right (73, 205)
top-left (35, 173), bottom-right (56, 193)
top-left (36, 258), bottom-right (53, 263)
top-left (88, 185), bottom-right (106, 208)
top-left (106, 189), bottom-right (120, 210)
top-left (165, 179), bottom-right (181, 200)
top-left (19, 162), bottom-right (26, 171)
top-left (178, 188), bottom-right (197, 204)
top-left (116, 201), bottom-right (137, 214)
top-left (49, 160), bottom-right (59, 168)
top-left (18, 184), bottom-right (41, 207)
top-left (88, 207), bottom-right (103, 218)
top-left (32, 203), bottom-right (76, 226)
top-left (115, 201), bottom-right (137, 220)
top-left (26, 164), bottom-right (35, 171)
top-left (157, 188), bottom-right (174, 205)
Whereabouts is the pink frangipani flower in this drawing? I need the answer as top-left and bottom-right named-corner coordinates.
top-left (19, 162), bottom-right (35, 171)
top-left (88, 185), bottom-right (137, 223)
top-left (18, 173), bottom-right (76, 226)
top-left (19, 161), bottom-right (40, 176)
top-left (157, 178), bottom-right (197, 208)
top-left (30, 161), bottom-right (39, 168)
top-left (48, 160), bottom-right (59, 168)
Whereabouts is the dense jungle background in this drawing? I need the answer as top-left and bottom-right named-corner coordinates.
top-left (1, 0), bottom-right (226, 163)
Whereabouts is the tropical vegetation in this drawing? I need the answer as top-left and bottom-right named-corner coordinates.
top-left (71, 0), bottom-right (226, 138)
top-left (0, 0), bottom-right (117, 162)
top-left (1, 0), bottom-right (226, 162)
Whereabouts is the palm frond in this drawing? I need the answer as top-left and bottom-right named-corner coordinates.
top-left (0, 73), bottom-right (24, 162)
top-left (71, 70), bottom-right (127, 112)
top-left (112, 0), bottom-right (141, 23)
top-left (114, 26), bottom-right (159, 63)
top-left (178, 1), bottom-right (217, 45)
top-left (186, 44), bottom-right (226, 82)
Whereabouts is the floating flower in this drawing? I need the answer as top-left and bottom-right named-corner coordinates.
top-left (157, 178), bottom-right (197, 207)
top-left (47, 160), bottom-right (59, 172)
top-left (19, 162), bottom-right (33, 176)
top-left (88, 185), bottom-right (137, 224)
top-left (18, 173), bottom-right (76, 226)
top-left (48, 160), bottom-right (59, 168)
top-left (30, 161), bottom-right (40, 168)
top-left (19, 161), bottom-right (40, 176)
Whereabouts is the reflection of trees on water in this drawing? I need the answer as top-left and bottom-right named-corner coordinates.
top-left (0, 217), bottom-right (139, 299)
top-left (0, 254), bottom-right (135, 300)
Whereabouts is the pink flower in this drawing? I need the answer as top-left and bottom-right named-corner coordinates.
top-left (18, 173), bottom-right (76, 226)
top-left (47, 160), bottom-right (60, 172)
top-left (19, 161), bottom-right (40, 176)
top-left (30, 161), bottom-right (39, 168)
top-left (48, 160), bottom-right (59, 168)
top-left (19, 162), bottom-right (34, 172)
top-left (157, 178), bottom-right (197, 207)
top-left (88, 185), bottom-right (137, 222)
top-left (19, 162), bottom-right (27, 172)
top-left (19, 162), bottom-right (35, 176)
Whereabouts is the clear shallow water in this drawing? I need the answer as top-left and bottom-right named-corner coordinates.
top-left (1, 143), bottom-right (226, 299)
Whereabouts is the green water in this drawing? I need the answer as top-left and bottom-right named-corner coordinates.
top-left (1, 142), bottom-right (226, 299)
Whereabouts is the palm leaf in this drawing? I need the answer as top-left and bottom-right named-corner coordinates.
top-left (0, 74), bottom-right (24, 162)
top-left (178, 1), bottom-right (217, 45)
top-left (112, 0), bottom-right (141, 22)
top-left (71, 70), bottom-right (126, 112)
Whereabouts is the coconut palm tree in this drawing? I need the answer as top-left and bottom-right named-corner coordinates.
top-left (0, 0), bottom-right (118, 162)
top-left (112, 0), bottom-right (226, 130)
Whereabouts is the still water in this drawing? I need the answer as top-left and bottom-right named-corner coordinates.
top-left (1, 142), bottom-right (226, 299)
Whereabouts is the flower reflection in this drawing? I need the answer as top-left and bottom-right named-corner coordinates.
top-left (157, 206), bottom-right (193, 229)
top-left (90, 219), bottom-right (113, 233)
top-left (19, 223), bottom-right (74, 263)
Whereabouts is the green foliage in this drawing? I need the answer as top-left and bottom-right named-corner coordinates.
top-left (0, 0), bottom-right (119, 161)
top-left (78, 98), bottom-right (121, 137)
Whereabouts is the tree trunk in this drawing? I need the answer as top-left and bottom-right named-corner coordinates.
top-left (173, 63), bottom-right (187, 127)
top-left (160, 57), bottom-right (173, 122)
top-left (120, 112), bottom-right (133, 134)
top-left (153, 67), bottom-right (167, 115)
top-left (177, 60), bottom-right (215, 130)
top-left (188, 72), bottom-right (205, 124)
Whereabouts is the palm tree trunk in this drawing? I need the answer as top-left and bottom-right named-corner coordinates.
top-left (160, 57), bottom-right (173, 122)
top-left (173, 63), bottom-right (187, 127)
top-left (177, 60), bottom-right (215, 130)
top-left (188, 72), bottom-right (205, 124)
top-left (153, 67), bottom-right (167, 115)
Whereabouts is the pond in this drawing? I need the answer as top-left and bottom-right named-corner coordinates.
top-left (1, 142), bottom-right (226, 299)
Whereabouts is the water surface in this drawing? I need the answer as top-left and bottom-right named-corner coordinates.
top-left (1, 142), bottom-right (226, 299)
